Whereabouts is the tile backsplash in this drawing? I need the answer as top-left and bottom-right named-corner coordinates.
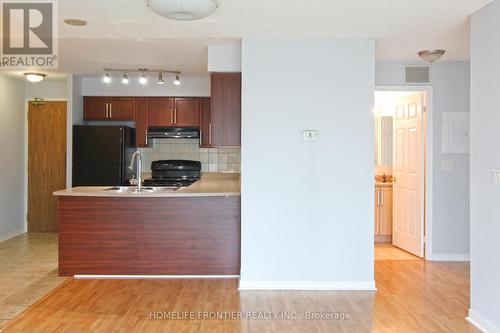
top-left (138, 139), bottom-right (240, 173)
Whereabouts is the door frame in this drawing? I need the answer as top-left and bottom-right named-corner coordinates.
top-left (24, 98), bottom-right (68, 232)
top-left (375, 86), bottom-right (433, 260)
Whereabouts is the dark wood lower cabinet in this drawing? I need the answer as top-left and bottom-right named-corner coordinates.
top-left (58, 196), bottom-right (241, 276)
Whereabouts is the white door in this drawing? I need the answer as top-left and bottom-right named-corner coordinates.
top-left (393, 93), bottom-right (425, 257)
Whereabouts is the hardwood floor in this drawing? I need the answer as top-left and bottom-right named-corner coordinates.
top-left (0, 233), bottom-right (66, 329)
top-left (2, 260), bottom-right (477, 332)
top-left (374, 243), bottom-right (420, 261)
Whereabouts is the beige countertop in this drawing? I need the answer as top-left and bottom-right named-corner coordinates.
top-left (375, 182), bottom-right (393, 188)
top-left (54, 173), bottom-right (240, 198)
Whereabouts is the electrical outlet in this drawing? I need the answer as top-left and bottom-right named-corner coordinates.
top-left (442, 160), bottom-right (454, 172)
top-left (302, 130), bottom-right (319, 141)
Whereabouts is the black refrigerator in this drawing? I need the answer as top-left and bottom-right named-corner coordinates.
top-left (73, 125), bottom-right (136, 186)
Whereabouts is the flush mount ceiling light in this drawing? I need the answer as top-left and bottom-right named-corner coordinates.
top-left (418, 49), bottom-right (445, 63)
top-left (64, 18), bottom-right (87, 26)
top-left (24, 72), bottom-right (46, 83)
top-left (147, 0), bottom-right (218, 21)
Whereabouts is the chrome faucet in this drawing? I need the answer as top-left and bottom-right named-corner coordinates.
top-left (129, 151), bottom-right (143, 192)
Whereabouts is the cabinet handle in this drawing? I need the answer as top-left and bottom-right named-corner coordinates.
top-left (199, 130), bottom-right (202, 146)
top-left (174, 109), bottom-right (177, 123)
top-left (109, 102), bottom-right (112, 118)
top-left (170, 108), bottom-right (174, 123)
top-left (209, 123), bottom-right (212, 145)
top-left (145, 129), bottom-right (148, 146)
top-left (105, 102), bottom-right (109, 118)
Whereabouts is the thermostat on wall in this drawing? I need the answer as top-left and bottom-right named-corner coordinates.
top-left (303, 130), bottom-right (319, 141)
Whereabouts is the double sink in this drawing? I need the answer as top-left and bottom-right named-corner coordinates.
top-left (103, 186), bottom-right (179, 194)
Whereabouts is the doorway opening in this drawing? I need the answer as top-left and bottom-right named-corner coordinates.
top-left (27, 100), bottom-right (67, 232)
top-left (374, 89), bottom-right (431, 261)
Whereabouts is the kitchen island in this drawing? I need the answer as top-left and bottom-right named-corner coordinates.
top-left (54, 174), bottom-right (240, 277)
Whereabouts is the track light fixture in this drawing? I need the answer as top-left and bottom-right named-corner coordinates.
top-left (103, 68), bottom-right (181, 86)
top-left (122, 72), bottom-right (129, 84)
top-left (174, 73), bottom-right (181, 86)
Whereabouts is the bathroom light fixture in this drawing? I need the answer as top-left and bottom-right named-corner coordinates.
top-left (24, 72), bottom-right (46, 83)
top-left (157, 72), bottom-right (165, 85)
top-left (147, 0), bottom-right (218, 21)
top-left (64, 18), bottom-right (87, 26)
top-left (139, 71), bottom-right (148, 85)
top-left (122, 72), bottom-right (129, 84)
top-left (174, 74), bottom-right (181, 86)
top-left (103, 72), bottom-right (111, 83)
top-left (418, 49), bottom-right (445, 63)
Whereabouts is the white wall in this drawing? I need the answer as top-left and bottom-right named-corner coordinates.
top-left (0, 75), bottom-right (26, 241)
top-left (25, 80), bottom-right (67, 100)
top-left (240, 38), bottom-right (375, 290)
top-left (376, 61), bottom-right (470, 259)
top-left (208, 43), bottom-right (242, 72)
top-left (81, 75), bottom-right (209, 96)
top-left (469, 1), bottom-right (500, 331)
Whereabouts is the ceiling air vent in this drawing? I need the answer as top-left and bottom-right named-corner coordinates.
top-left (404, 65), bottom-right (431, 84)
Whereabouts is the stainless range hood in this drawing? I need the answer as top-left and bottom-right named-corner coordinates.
top-left (147, 127), bottom-right (199, 139)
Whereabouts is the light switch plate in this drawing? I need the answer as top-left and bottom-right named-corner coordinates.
top-left (303, 130), bottom-right (319, 141)
top-left (492, 169), bottom-right (500, 185)
top-left (442, 160), bottom-right (454, 172)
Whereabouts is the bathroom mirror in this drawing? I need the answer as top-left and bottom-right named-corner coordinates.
top-left (375, 116), bottom-right (393, 167)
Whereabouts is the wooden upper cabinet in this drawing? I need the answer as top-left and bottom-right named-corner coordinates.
top-left (199, 98), bottom-right (212, 147)
top-left (108, 98), bottom-right (135, 120)
top-left (210, 73), bottom-right (241, 146)
top-left (136, 98), bottom-right (149, 148)
top-left (83, 97), bottom-right (135, 121)
top-left (148, 98), bottom-right (175, 127)
top-left (83, 97), bottom-right (108, 120)
top-left (174, 98), bottom-right (200, 127)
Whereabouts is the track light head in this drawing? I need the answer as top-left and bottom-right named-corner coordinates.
top-left (157, 72), bottom-right (165, 85)
top-left (122, 72), bottom-right (129, 84)
top-left (103, 72), bottom-right (111, 84)
top-left (174, 73), bottom-right (181, 86)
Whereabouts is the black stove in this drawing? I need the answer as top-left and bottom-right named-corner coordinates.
top-left (143, 160), bottom-right (201, 187)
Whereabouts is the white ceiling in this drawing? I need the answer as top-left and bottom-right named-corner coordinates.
top-left (5, 0), bottom-right (495, 77)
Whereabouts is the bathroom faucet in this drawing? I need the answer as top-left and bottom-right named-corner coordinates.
top-left (129, 151), bottom-right (142, 192)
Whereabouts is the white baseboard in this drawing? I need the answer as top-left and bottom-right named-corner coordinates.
top-left (467, 309), bottom-right (500, 333)
top-left (428, 253), bottom-right (470, 261)
top-left (0, 229), bottom-right (25, 243)
top-left (74, 275), bottom-right (240, 279)
top-left (238, 280), bottom-right (377, 291)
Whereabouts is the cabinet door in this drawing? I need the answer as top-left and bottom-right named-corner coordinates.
top-left (174, 98), bottom-right (200, 127)
top-left (199, 98), bottom-right (212, 147)
top-left (379, 188), bottom-right (393, 236)
top-left (148, 98), bottom-right (175, 127)
top-left (109, 97), bottom-right (136, 120)
top-left (375, 188), bottom-right (380, 235)
top-left (210, 73), bottom-right (241, 146)
top-left (84, 97), bottom-right (108, 120)
top-left (136, 98), bottom-right (149, 147)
